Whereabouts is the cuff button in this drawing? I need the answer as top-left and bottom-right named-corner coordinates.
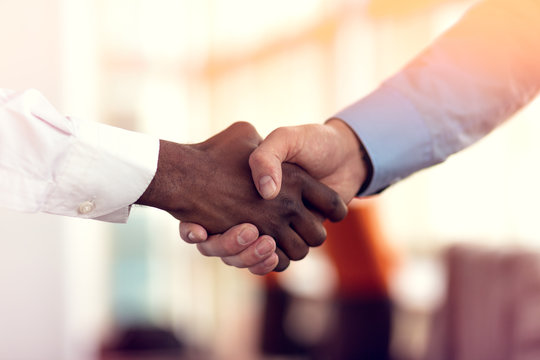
top-left (78, 201), bottom-right (95, 215)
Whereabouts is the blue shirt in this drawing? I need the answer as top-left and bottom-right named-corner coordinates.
top-left (334, 0), bottom-right (540, 195)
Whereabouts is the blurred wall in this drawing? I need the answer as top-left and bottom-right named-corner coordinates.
top-left (3, 1), bottom-right (540, 359)
top-left (0, 1), bottom-right (68, 359)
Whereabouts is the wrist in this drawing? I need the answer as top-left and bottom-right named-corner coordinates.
top-left (326, 118), bottom-right (372, 196)
top-left (136, 140), bottom-right (197, 214)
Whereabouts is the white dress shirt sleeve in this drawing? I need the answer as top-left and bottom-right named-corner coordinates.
top-left (0, 88), bottom-right (160, 223)
top-left (334, 0), bottom-right (540, 195)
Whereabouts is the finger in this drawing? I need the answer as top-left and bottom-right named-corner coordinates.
top-left (300, 172), bottom-right (348, 222)
top-left (179, 222), bottom-right (208, 244)
top-left (274, 228), bottom-right (310, 262)
top-left (249, 127), bottom-right (300, 200)
top-left (249, 253), bottom-right (280, 275)
top-left (273, 248), bottom-right (291, 272)
top-left (227, 122), bottom-right (263, 146)
top-left (290, 211), bottom-right (328, 247)
top-left (221, 235), bottom-right (276, 268)
top-left (196, 224), bottom-right (259, 257)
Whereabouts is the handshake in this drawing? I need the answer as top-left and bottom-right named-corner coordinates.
top-left (137, 120), bottom-right (369, 275)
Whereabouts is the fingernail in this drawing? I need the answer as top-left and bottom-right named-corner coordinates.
top-left (238, 227), bottom-right (257, 246)
top-left (259, 176), bottom-right (277, 198)
top-left (255, 238), bottom-right (275, 257)
top-left (188, 232), bottom-right (198, 242)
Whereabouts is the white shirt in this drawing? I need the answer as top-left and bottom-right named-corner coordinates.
top-left (0, 88), bottom-right (159, 223)
top-left (335, 0), bottom-right (540, 195)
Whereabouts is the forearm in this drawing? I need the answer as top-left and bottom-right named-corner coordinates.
top-left (391, 0), bottom-right (540, 159)
top-left (0, 88), bottom-right (159, 222)
top-left (335, 0), bottom-right (540, 195)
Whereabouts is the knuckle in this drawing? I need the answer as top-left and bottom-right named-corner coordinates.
top-left (249, 149), bottom-right (266, 169)
top-left (231, 121), bottom-right (254, 132)
top-left (230, 122), bottom-right (261, 144)
top-left (280, 196), bottom-right (300, 216)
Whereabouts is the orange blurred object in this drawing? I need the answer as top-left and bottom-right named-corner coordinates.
top-left (322, 198), bottom-right (398, 298)
top-left (368, 0), bottom-right (452, 18)
top-left (260, 199), bottom-right (398, 359)
top-left (264, 198), bottom-right (398, 297)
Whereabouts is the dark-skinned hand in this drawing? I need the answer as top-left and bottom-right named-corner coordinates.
top-left (136, 122), bottom-right (347, 271)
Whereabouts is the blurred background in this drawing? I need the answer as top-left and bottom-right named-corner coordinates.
top-left (2, 0), bottom-right (540, 359)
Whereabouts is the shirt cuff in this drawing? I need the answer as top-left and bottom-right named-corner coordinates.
top-left (43, 119), bottom-right (160, 223)
top-left (333, 84), bottom-right (435, 195)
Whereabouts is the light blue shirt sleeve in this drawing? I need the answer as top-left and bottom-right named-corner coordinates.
top-left (334, 85), bottom-right (435, 195)
top-left (334, 0), bottom-right (540, 195)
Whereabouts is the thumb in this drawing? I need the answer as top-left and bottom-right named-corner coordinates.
top-left (249, 127), bottom-right (297, 199)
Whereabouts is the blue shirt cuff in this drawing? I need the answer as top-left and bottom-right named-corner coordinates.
top-left (333, 84), bottom-right (435, 196)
